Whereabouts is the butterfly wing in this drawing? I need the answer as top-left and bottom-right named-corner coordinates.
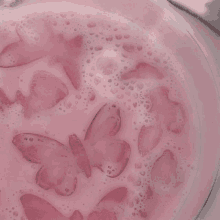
top-left (12, 133), bottom-right (71, 163)
top-left (101, 139), bottom-right (131, 178)
top-left (36, 158), bottom-right (67, 191)
top-left (150, 150), bottom-right (183, 195)
top-left (0, 41), bottom-right (44, 68)
top-left (87, 187), bottom-right (128, 220)
top-left (36, 166), bottom-right (56, 190)
top-left (84, 103), bottom-right (121, 145)
top-left (54, 165), bottom-right (77, 196)
top-left (120, 62), bottom-right (164, 80)
top-left (151, 150), bottom-right (177, 185)
top-left (24, 71), bottom-right (69, 118)
top-left (70, 210), bottom-right (84, 220)
top-left (12, 133), bottom-right (46, 164)
top-left (138, 124), bottom-right (163, 157)
top-left (20, 193), bottom-right (69, 220)
top-left (99, 187), bottom-right (128, 203)
top-left (12, 133), bottom-right (78, 196)
top-left (85, 137), bottom-right (131, 178)
top-left (149, 86), bottom-right (186, 135)
top-left (0, 19), bottom-right (55, 68)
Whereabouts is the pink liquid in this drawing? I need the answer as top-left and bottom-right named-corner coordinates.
top-left (0, 5), bottom-right (198, 220)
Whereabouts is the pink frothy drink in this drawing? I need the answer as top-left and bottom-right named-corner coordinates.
top-left (0, 1), bottom-right (199, 220)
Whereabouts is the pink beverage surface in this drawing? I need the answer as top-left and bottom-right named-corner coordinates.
top-left (0, 7), bottom-right (198, 220)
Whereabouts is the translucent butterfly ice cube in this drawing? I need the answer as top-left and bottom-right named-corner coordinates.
top-left (80, 103), bottom-right (131, 178)
top-left (20, 193), bottom-right (84, 220)
top-left (12, 133), bottom-right (91, 196)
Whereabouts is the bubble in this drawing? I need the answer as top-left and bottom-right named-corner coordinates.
top-left (88, 91), bottom-right (96, 101)
top-left (75, 94), bottom-right (82, 99)
top-left (126, 91), bottom-right (131, 96)
top-left (95, 46), bottom-right (103, 51)
top-left (106, 36), bottom-right (113, 41)
top-left (13, 211), bottom-right (18, 216)
top-left (117, 94), bottom-right (124, 99)
top-left (115, 34), bottom-right (122, 40)
top-left (137, 45), bottom-right (143, 51)
top-left (110, 88), bottom-right (118, 94)
top-left (135, 163), bottom-right (142, 169)
top-left (87, 22), bottom-right (96, 28)
top-left (154, 57), bottom-right (160, 63)
top-left (136, 83), bottom-right (144, 90)
top-left (94, 77), bottom-right (101, 85)
top-left (140, 171), bottom-right (145, 176)
top-left (133, 93), bottom-right (138, 99)
top-left (124, 34), bottom-right (130, 39)
top-left (123, 81), bottom-right (129, 86)
top-left (120, 85), bottom-right (125, 90)
top-left (128, 86), bottom-right (134, 90)
top-left (122, 43), bottom-right (135, 53)
top-left (60, 13), bottom-right (67, 18)
top-left (34, 36), bottom-right (39, 41)
top-left (133, 103), bottom-right (137, 108)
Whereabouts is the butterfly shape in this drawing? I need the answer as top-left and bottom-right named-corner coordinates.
top-left (148, 86), bottom-right (186, 135)
top-left (71, 102), bottom-right (131, 178)
top-left (150, 149), bottom-right (184, 195)
top-left (12, 132), bottom-right (91, 196)
top-left (12, 103), bottom-right (131, 196)
top-left (16, 70), bottom-right (69, 119)
top-left (20, 193), bottom-right (84, 220)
